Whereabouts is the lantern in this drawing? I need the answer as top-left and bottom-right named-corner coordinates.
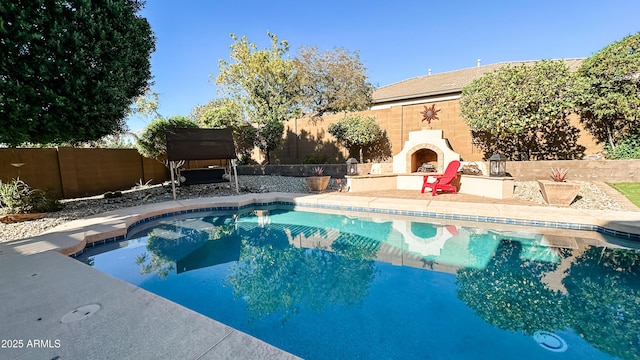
top-left (489, 153), bottom-right (507, 177)
top-left (346, 158), bottom-right (358, 175)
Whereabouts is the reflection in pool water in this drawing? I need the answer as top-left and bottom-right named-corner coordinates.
top-left (78, 208), bottom-right (640, 360)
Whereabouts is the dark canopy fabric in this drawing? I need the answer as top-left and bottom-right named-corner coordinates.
top-left (165, 127), bottom-right (236, 161)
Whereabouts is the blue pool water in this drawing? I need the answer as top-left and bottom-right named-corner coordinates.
top-left (78, 207), bottom-right (640, 360)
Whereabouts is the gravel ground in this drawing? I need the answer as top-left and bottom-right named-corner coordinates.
top-left (0, 176), bottom-right (626, 243)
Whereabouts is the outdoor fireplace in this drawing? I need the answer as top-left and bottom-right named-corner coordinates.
top-left (393, 129), bottom-right (460, 174)
top-left (348, 128), bottom-right (513, 198)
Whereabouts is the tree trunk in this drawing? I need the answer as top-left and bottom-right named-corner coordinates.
top-left (606, 125), bottom-right (616, 150)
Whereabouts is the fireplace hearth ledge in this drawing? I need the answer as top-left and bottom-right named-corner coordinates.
top-left (346, 173), bottom-right (515, 199)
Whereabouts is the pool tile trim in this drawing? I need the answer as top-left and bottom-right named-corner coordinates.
top-left (64, 194), bottom-right (640, 257)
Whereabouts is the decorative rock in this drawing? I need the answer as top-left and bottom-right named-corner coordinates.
top-left (0, 177), bottom-right (626, 243)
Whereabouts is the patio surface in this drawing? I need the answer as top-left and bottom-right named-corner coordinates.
top-left (1, 187), bottom-right (639, 359)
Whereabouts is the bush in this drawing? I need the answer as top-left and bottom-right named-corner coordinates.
top-left (26, 189), bottom-right (63, 213)
top-left (302, 153), bottom-right (328, 164)
top-left (136, 116), bottom-right (198, 160)
top-left (0, 178), bottom-right (30, 213)
top-left (0, 178), bottom-right (62, 214)
top-left (605, 133), bottom-right (640, 159)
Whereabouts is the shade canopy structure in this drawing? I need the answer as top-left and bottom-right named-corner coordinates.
top-left (166, 127), bottom-right (236, 161)
top-left (165, 127), bottom-right (239, 198)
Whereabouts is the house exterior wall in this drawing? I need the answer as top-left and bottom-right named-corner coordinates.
top-left (270, 96), bottom-right (604, 165)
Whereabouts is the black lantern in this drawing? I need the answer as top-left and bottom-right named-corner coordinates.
top-left (489, 153), bottom-right (507, 177)
top-left (346, 158), bottom-right (358, 175)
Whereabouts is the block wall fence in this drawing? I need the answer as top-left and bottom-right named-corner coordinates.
top-left (0, 148), bottom-right (226, 199)
top-left (270, 98), bottom-right (602, 165)
top-left (1, 146), bottom-right (639, 199)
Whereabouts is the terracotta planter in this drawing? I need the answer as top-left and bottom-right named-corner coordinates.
top-left (537, 180), bottom-right (581, 206)
top-left (305, 176), bottom-right (330, 193)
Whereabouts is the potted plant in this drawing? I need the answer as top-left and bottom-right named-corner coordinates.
top-left (537, 168), bottom-right (581, 206)
top-left (305, 166), bottom-right (331, 193)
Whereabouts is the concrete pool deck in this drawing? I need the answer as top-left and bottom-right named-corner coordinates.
top-left (1, 189), bottom-right (639, 359)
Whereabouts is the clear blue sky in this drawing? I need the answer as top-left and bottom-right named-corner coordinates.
top-left (128, 0), bottom-right (640, 132)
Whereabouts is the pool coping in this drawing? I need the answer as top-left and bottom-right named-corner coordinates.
top-left (2, 192), bottom-right (640, 359)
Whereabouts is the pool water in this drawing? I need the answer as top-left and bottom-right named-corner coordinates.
top-left (78, 208), bottom-right (640, 360)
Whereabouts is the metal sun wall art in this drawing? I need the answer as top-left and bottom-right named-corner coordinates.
top-left (421, 104), bottom-right (440, 124)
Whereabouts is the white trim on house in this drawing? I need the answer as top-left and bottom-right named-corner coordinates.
top-left (371, 94), bottom-right (461, 110)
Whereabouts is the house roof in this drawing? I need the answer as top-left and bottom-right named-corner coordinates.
top-left (372, 58), bottom-right (585, 104)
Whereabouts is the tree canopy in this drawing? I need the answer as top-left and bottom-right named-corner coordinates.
top-left (215, 32), bottom-right (299, 163)
top-left (328, 114), bottom-right (382, 162)
top-left (0, 0), bottom-right (155, 146)
top-left (576, 32), bottom-right (640, 150)
top-left (460, 60), bottom-right (584, 160)
top-left (189, 98), bottom-right (228, 125)
top-left (194, 98), bottom-right (257, 164)
top-left (135, 116), bottom-right (197, 160)
top-left (198, 99), bottom-right (243, 129)
top-left (295, 46), bottom-right (374, 119)
top-left (214, 32), bottom-right (377, 164)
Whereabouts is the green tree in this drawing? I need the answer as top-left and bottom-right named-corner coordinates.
top-left (215, 32), bottom-right (299, 164)
top-left (576, 32), bottom-right (640, 151)
top-left (199, 99), bottom-right (243, 129)
top-left (295, 46), bottom-right (374, 119)
top-left (129, 86), bottom-right (161, 123)
top-left (196, 99), bottom-right (257, 164)
top-left (460, 60), bottom-right (583, 160)
top-left (0, 0), bottom-right (155, 146)
top-left (91, 131), bottom-right (139, 148)
top-left (189, 98), bottom-right (227, 125)
top-left (135, 116), bottom-right (198, 160)
top-left (327, 115), bottom-right (382, 162)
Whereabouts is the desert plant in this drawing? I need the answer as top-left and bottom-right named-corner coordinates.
top-left (311, 167), bottom-right (325, 176)
top-left (26, 189), bottom-right (63, 213)
top-left (0, 178), bottom-right (61, 214)
top-left (0, 178), bottom-right (31, 213)
top-left (549, 168), bottom-right (569, 182)
top-left (134, 178), bottom-right (154, 190)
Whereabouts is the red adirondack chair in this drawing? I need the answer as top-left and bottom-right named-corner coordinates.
top-left (421, 160), bottom-right (461, 196)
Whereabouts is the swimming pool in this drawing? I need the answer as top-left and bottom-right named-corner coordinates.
top-left (78, 207), bottom-right (640, 360)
